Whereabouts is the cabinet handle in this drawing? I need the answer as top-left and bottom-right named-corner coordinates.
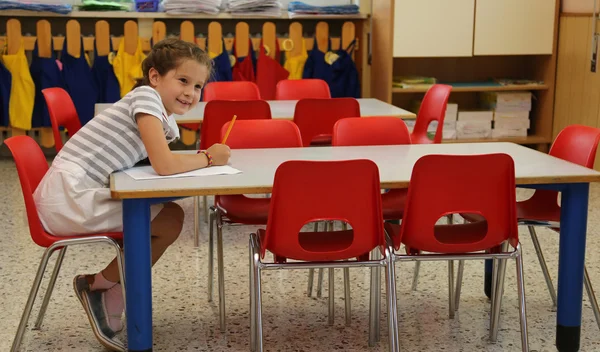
top-left (592, 0), bottom-right (598, 72)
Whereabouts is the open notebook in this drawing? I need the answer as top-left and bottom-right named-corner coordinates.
top-left (123, 165), bottom-right (242, 181)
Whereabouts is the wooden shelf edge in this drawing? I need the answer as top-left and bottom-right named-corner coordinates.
top-left (443, 135), bottom-right (551, 145)
top-left (0, 10), bottom-right (368, 20)
top-left (392, 84), bottom-right (549, 93)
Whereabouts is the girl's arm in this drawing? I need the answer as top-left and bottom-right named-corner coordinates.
top-left (137, 114), bottom-right (230, 176)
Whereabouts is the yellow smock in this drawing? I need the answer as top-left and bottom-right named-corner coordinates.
top-left (283, 39), bottom-right (308, 80)
top-left (2, 41), bottom-right (34, 130)
top-left (112, 39), bottom-right (146, 97)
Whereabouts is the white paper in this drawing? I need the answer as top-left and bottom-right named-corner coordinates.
top-left (123, 165), bottom-right (242, 180)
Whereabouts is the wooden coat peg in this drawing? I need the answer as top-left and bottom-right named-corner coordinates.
top-left (37, 20), bottom-right (55, 148)
top-left (66, 20), bottom-right (81, 58)
top-left (288, 22), bottom-right (303, 57)
top-left (95, 20), bottom-right (111, 56)
top-left (208, 22), bottom-right (223, 55)
top-left (179, 21), bottom-right (197, 146)
top-left (235, 22), bottom-right (250, 57)
top-left (342, 22), bottom-right (356, 60)
top-left (124, 20), bottom-right (138, 55)
top-left (153, 21), bottom-right (166, 44)
top-left (315, 22), bottom-right (329, 53)
top-left (6, 19), bottom-right (26, 136)
top-left (262, 22), bottom-right (276, 59)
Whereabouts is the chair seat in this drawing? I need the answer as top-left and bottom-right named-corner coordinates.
top-left (310, 134), bottom-right (333, 146)
top-left (461, 197), bottom-right (561, 225)
top-left (384, 220), bottom-right (496, 254)
top-left (40, 231), bottom-right (123, 248)
top-left (382, 189), bottom-right (407, 220)
top-left (258, 228), bottom-right (371, 262)
top-left (216, 195), bottom-right (270, 225)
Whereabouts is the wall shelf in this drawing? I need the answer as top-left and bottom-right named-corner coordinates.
top-left (392, 83), bottom-right (549, 94)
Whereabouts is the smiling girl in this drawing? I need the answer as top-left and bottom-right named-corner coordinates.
top-left (33, 38), bottom-right (230, 351)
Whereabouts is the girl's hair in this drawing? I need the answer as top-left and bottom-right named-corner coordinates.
top-left (133, 37), bottom-right (213, 89)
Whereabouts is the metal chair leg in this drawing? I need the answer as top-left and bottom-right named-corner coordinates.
top-left (317, 268), bottom-right (324, 297)
top-left (328, 268), bottom-right (335, 326)
top-left (203, 195), bottom-right (209, 224)
top-left (584, 266), bottom-right (600, 330)
top-left (384, 248), bottom-right (400, 352)
top-left (208, 207), bottom-right (215, 302)
top-left (307, 222), bottom-right (320, 297)
top-left (249, 236), bottom-right (256, 352)
top-left (368, 249), bottom-right (379, 347)
top-left (33, 247), bottom-right (67, 329)
top-left (341, 223), bottom-right (351, 326)
top-left (490, 250), bottom-right (508, 342)
top-left (194, 196), bottom-right (200, 247)
top-left (528, 226), bottom-right (557, 309)
top-left (515, 245), bottom-right (529, 351)
top-left (454, 260), bottom-right (465, 311)
top-left (250, 235), bottom-right (264, 352)
top-left (448, 261), bottom-right (455, 319)
top-left (411, 261), bottom-right (420, 291)
top-left (11, 247), bottom-right (55, 352)
top-left (216, 209), bottom-right (226, 332)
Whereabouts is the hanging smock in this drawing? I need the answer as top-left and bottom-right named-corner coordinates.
top-left (112, 38), bottom-right (146, 97)
top-left (302, 38), bottom-right (333, 90)
top-left (0, 60), bottom-right (12, 127)
top-left (330, 39), bottom-right (360, 98)
top-left (61, 36), bottom-right (98, 126)
top-left (232, 39), bottom-right (256, 82)
top-left (92, 37), bottom-right (120, 104)
top-left (2, 40), bottom-right (35, 130)
top-left (283, 39), bottom-right (308, 80)
top-left (256, 40), bottom-right (290, 100)
top-left (30, 39), bottom-right (65, 128)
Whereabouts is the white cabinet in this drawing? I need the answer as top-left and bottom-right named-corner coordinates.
top-left (474, 0), bottom-right (556, 55)
top-left (393, 0), bottom-right (475, 57)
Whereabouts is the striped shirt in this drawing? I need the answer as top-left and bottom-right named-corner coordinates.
top-left (57, 86), bottom-right (180, 186)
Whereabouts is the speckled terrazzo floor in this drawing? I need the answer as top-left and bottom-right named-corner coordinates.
top-left (1, 158), bottom-right (600, 352)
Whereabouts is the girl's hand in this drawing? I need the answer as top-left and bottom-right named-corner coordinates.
top-left (206, 143), bottom-right (231, 166)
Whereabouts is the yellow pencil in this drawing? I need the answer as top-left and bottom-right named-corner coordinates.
top-left (221, 115), bottom-right (237, 144)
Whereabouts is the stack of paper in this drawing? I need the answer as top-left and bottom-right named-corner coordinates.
top-left (456, 110), bottom-right (493, 139)
top-left (287, 1), bottom-right (359, 18)
top-left (162, 0), bottom-right (221, 14)
top-left (224, 0), bottom-right (282, 17)
top-left (480, 91), bottom-right (532, 138)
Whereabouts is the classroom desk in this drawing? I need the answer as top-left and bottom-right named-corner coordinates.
top-left (95, 98), bottom-right (416, 123)
top-left (111, 143), bottom-right (600, 352)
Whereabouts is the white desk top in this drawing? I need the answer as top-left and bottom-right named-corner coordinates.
top-left (111, 143), bottom-right (600, 199)
top-left (95, 98), bottom-right (416, 124)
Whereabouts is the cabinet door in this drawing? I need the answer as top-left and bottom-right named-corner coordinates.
top-left (393, 0), bottom-right (475, 57)
top-left (474, 0), bottom-right (556, 55)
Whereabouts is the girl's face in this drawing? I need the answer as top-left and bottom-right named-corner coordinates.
top-left (149, 59), bottom-right (208, 116)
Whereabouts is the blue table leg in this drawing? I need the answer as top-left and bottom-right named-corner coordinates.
top-left (123, 199), bottom-right (153, 352)
top-left (556, 183), bottom-right (589, 352)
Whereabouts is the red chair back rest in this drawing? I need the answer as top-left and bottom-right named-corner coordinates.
top-left (263, 159), bottom-right (384, 261)
top-left (293, 98), bottom-right (361, 147)
top-left (203, 81), bottom-right (261, 101)
top-left (410, 84), bottom-right (452, 144)
top-left (200, 100), bottom-right (272, 150)
top-left (333, 117), bottom-right (411, 146)
top-left (220, 120), bottom-right (303, 149)
top-left (5, 136), bottom-right (50, 247)
top-left (275, 79), bottom-right (331, 100)
top-left (41, 87), bottom-right (82, 152)
top-left (399, 154), bottom-right (518, 252)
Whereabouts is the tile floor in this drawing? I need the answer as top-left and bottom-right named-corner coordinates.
top-left (1, 158), bottom-right (600, 352)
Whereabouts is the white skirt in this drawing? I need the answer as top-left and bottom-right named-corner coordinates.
top-left (34, 157), bottom-right (163, 236)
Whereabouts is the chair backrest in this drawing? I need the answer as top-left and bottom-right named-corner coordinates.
top-left (530, 124), bottom-right (600, 206)
top-left (410, 84), bottom-right (452, 144)
top-left (293, 98), bottom-right (361, 147)
top-left (200, 100), bottom-right (272, 150)
top-left (262, 159), bottom-right (385, 261)
top-left (220, 120), bottom-right (303, 149)
top-left (41, 87), bottom-right (82, 152)
top-left (5, 136), bottom-right (51, 247)
top-left (332, 117), bottom-right (411, 146)
top-left (398, 154), bottom-right (518, 253)
top-left (275, 79), bottom-right (331, 100)
top-left (203, 81), bottom-right (261, 101)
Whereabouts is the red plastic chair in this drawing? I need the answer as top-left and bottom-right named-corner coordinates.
top-left (384, 154), bottom-right (528, 349)
top-left (249, 159), bottom-right (398, 351)
top-left (208, 119), bottom-right (302, 332)
top-left (275, 79), bottom-right (331, 100)
top-left (293, 98), bottom-right (361, 147)
top-left (6, 136), bottom-right (125, 351)
top-left (410, 84), bottom-right (452, 144)
top-left (462, 124), bottom-right (600, 326)
top-left (41, 87), bottom-right (82, 152)
top-left (332, 116), bottom-right (410, 220)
